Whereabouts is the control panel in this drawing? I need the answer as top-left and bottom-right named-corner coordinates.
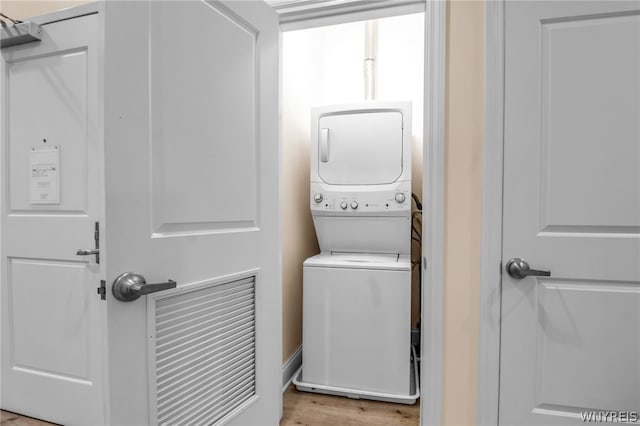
top-left (310, 185), bottom-right (411, 214)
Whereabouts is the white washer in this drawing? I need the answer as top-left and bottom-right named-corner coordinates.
top-left (302, 253), bottom-right (411, 395)
top-left (295, 102), bottom-right (418, 403)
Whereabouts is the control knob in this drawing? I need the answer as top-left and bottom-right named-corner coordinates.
top-left (395, 193), bottom-right (406, 203)
top-left (313, 193), bottom-right (323, 203)
top-left (351, 201), bottom-right (358, 209)
top-left (340, 201), bottom-right (348, 210)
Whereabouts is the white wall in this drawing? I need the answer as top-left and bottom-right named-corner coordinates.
top-left (281, 13), bottom-right (425, 362)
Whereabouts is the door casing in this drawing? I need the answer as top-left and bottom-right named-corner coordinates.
top-left (477, 1), bottom-right (505, 425)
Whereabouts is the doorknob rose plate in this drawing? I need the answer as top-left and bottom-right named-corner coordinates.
top-left (112, 272), bottom-right (145, 302)
top-left (506, 258), bottom-right (527, 277)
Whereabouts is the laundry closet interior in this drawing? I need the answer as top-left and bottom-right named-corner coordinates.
top-left (279, 4), bottom-right (425, 419)
top-left (0, 1), bottom-right (429, 424)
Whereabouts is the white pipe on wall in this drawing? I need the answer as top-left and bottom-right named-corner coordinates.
top-left (364, 20), bottom-right (378, 100)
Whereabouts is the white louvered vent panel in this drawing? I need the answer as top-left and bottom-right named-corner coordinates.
top-left (154, 276), bottom-right (256, 426)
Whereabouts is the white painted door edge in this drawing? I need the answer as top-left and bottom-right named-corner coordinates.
top-left (420, 1), bottom-right (446, 426)
top-left (477, 1), bottom-right (504, 425)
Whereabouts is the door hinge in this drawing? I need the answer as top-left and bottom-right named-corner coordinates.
top-left (97, 280), bottom-right (106, 300)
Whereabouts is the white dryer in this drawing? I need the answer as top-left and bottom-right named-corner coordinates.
top-left (295, 102), bottom-right (418, 403)
top-left (309, 102), bottom-right (412, 256)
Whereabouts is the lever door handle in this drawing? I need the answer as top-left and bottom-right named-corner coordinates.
top-left (76, 248), bottom-right (100, 264)
top-left (76, 222), bottom-right (101, 263)
top-left (506, 258), bottom-right (550, 279)
top-left (112, 272), bottom-right (177, 302)
top-left (76, 249), bottom-right (99, 256)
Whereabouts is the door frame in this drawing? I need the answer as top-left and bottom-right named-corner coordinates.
top-left (421, 2), bottom-right (446, 425)
top-left (477, 0), bottom-right (505, 424)
top-left (274, 1), bottom-right (447, 425)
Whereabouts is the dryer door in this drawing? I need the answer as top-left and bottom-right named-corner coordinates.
top-left (317, 111), bottom-right (404, 185)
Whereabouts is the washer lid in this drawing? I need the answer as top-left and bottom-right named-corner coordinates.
top-left (317, 111), bottom-right (404, 185)
top-left (304, 253), bottom-right (411, 271)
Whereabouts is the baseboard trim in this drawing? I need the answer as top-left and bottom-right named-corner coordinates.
top-left (282, 346), bottom-right (302, 393)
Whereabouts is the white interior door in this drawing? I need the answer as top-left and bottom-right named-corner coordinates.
top-left (500, 2), bottom-right (640, 424)
top-left (1, 13), bottom-right (105, 426)
top-left (102, 1), bottom-right (281, 425)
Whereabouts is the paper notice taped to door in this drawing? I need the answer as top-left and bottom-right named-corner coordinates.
top-left (30, 146), bottom-right (60, 204)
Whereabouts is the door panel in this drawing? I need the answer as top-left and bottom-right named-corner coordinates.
top-left (539, 12), bottom-right (640, 231)
top-left (10, 259), bottom-right (92, 379)
top-left (1, 14), bottom-right (104, 426)
top-left (7, 50), bottom-right (89, 213)
top-left (500, 2), bottom-right (640, 425)
top-left (149, 0), bottom-right (258, 232)
top-left (103, 1), bottom-right (280, 425)
top-left (533, 280), bottom-right (640, 412)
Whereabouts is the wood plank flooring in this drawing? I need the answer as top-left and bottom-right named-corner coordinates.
top-left (1, 385), bottom-right (420, 426)
top-left (281, 384), bottom-right (420, 426)
top-left (0, 411), bottom-right (56, 426)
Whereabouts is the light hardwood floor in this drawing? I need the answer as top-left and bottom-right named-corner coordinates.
top-left (1, 386), bottom-right (420, 426)
top-left (281, 384), bottom-right (420, 426)
top-left (0, 411), bottom-right (56, 426)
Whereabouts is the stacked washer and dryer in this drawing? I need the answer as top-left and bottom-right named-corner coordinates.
top-left (293, 101), bottom-right (419, 404)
